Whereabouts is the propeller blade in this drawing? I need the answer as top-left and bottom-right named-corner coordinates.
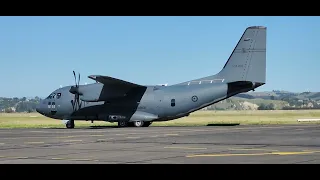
top-left (70, 70), bottom-right (82, 111)
top-left (73, 71), bottom-right (77, 87)
top-left (78, 72), bottom-right (80, 86)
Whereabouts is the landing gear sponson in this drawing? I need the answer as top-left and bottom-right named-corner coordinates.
top-left (118, 120), bottom-right (152, 128)
top-left (62, 119), bottom-right (151, 129)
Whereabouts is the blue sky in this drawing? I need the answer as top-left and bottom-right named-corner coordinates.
top-left (0, 16), bottom-right (319, 97)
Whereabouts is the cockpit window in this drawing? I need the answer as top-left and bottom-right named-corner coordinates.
top-left (46, 93), bottom-right (59, 99)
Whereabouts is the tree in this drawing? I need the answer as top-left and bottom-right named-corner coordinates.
top-left (266, 103), bottom-right (275, 110)
top-left (258, 104), bottom-right (266, 110)
top-left (5, 108), bottom-right (13, 113)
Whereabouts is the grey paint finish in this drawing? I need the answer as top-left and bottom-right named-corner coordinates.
top-left (36, 26), bottom-right (267, 128)
top-left (142, 83), bottom-right (228, 118)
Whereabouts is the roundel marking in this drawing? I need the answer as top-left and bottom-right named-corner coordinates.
top-left (191, 95), bottom-right (198, 102)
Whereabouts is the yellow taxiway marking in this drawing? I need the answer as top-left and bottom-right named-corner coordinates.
top-left (24, 142), bottom-right (44, 144)
top-left (229, 148), bottom-right (279, 151)
top-left (164, 146), bottom-right (207, 150)
top-left (272, 151), bottom-right (320, 155)
top-left (186, 151), bottom-right (320, 158)
top-left (63, 139), bottom-right (83, 142)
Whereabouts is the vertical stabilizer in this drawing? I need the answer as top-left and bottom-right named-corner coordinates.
top-left (178, 26), bottom-right (267, 86)
top-left (216, 26), bottom-right (267, 84)
top-left (217, 26), bottom-right (267, 84)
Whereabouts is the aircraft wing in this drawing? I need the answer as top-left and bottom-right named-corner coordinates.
top-left (88, 75), bottom-right (145, 88)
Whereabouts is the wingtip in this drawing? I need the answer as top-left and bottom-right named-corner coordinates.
top-left (88, 75), bottom-right (97, 79)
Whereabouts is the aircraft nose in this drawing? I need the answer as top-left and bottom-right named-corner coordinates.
top-left (36, 104), bottom-right (41, 113)
top-left (36, 102), bottom-right (44, 114)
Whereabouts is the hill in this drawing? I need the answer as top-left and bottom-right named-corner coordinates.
top-left (1, 90), bottom-right (320, 113)
top-left (204, 90), bottom-right (320, 111)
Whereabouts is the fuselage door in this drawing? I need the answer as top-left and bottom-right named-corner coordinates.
top-left (153, 89), bottom-right (165, 117)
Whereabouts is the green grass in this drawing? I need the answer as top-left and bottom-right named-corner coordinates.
top-left (1, 110), bottom-right (320, 129)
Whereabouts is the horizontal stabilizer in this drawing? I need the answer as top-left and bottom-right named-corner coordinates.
top-left (88, 75), bottom-right (145, 88)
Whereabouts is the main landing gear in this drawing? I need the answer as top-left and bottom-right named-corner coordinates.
top-left (66, 120), bottom-right (75, 129)
top-left (117, 120), bottom-right (152, 128)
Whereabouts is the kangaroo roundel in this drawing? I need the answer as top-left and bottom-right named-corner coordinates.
top-left (192, 96), bottom-right (198, 102)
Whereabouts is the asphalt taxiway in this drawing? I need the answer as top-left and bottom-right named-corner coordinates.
top-left (0, 124), bottom-right (320, 163)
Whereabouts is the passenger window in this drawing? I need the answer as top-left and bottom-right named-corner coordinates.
top-left (57, 93), bottom-right (62, 99)
top-left (171, 99), bottom-right (175, 107)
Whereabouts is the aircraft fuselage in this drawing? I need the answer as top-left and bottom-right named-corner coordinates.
top-left (36, 80), bottom-right (258, 123)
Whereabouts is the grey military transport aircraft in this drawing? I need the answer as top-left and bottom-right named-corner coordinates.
top-left (36, 26), bottom-right (267, 129)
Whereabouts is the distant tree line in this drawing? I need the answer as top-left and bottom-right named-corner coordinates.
top-left (0, 97), bottom-right (41, 113)
top-left (257, 103), bottom-right (275, 110)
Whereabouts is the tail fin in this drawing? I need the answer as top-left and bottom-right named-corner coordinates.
top-left (174, 26), bottom-right (266, 86)
top-left (217, 26), bottom-right (267, 84)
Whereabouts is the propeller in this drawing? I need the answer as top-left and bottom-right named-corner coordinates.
top-left (69, 70), bottom-right (82, 111)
